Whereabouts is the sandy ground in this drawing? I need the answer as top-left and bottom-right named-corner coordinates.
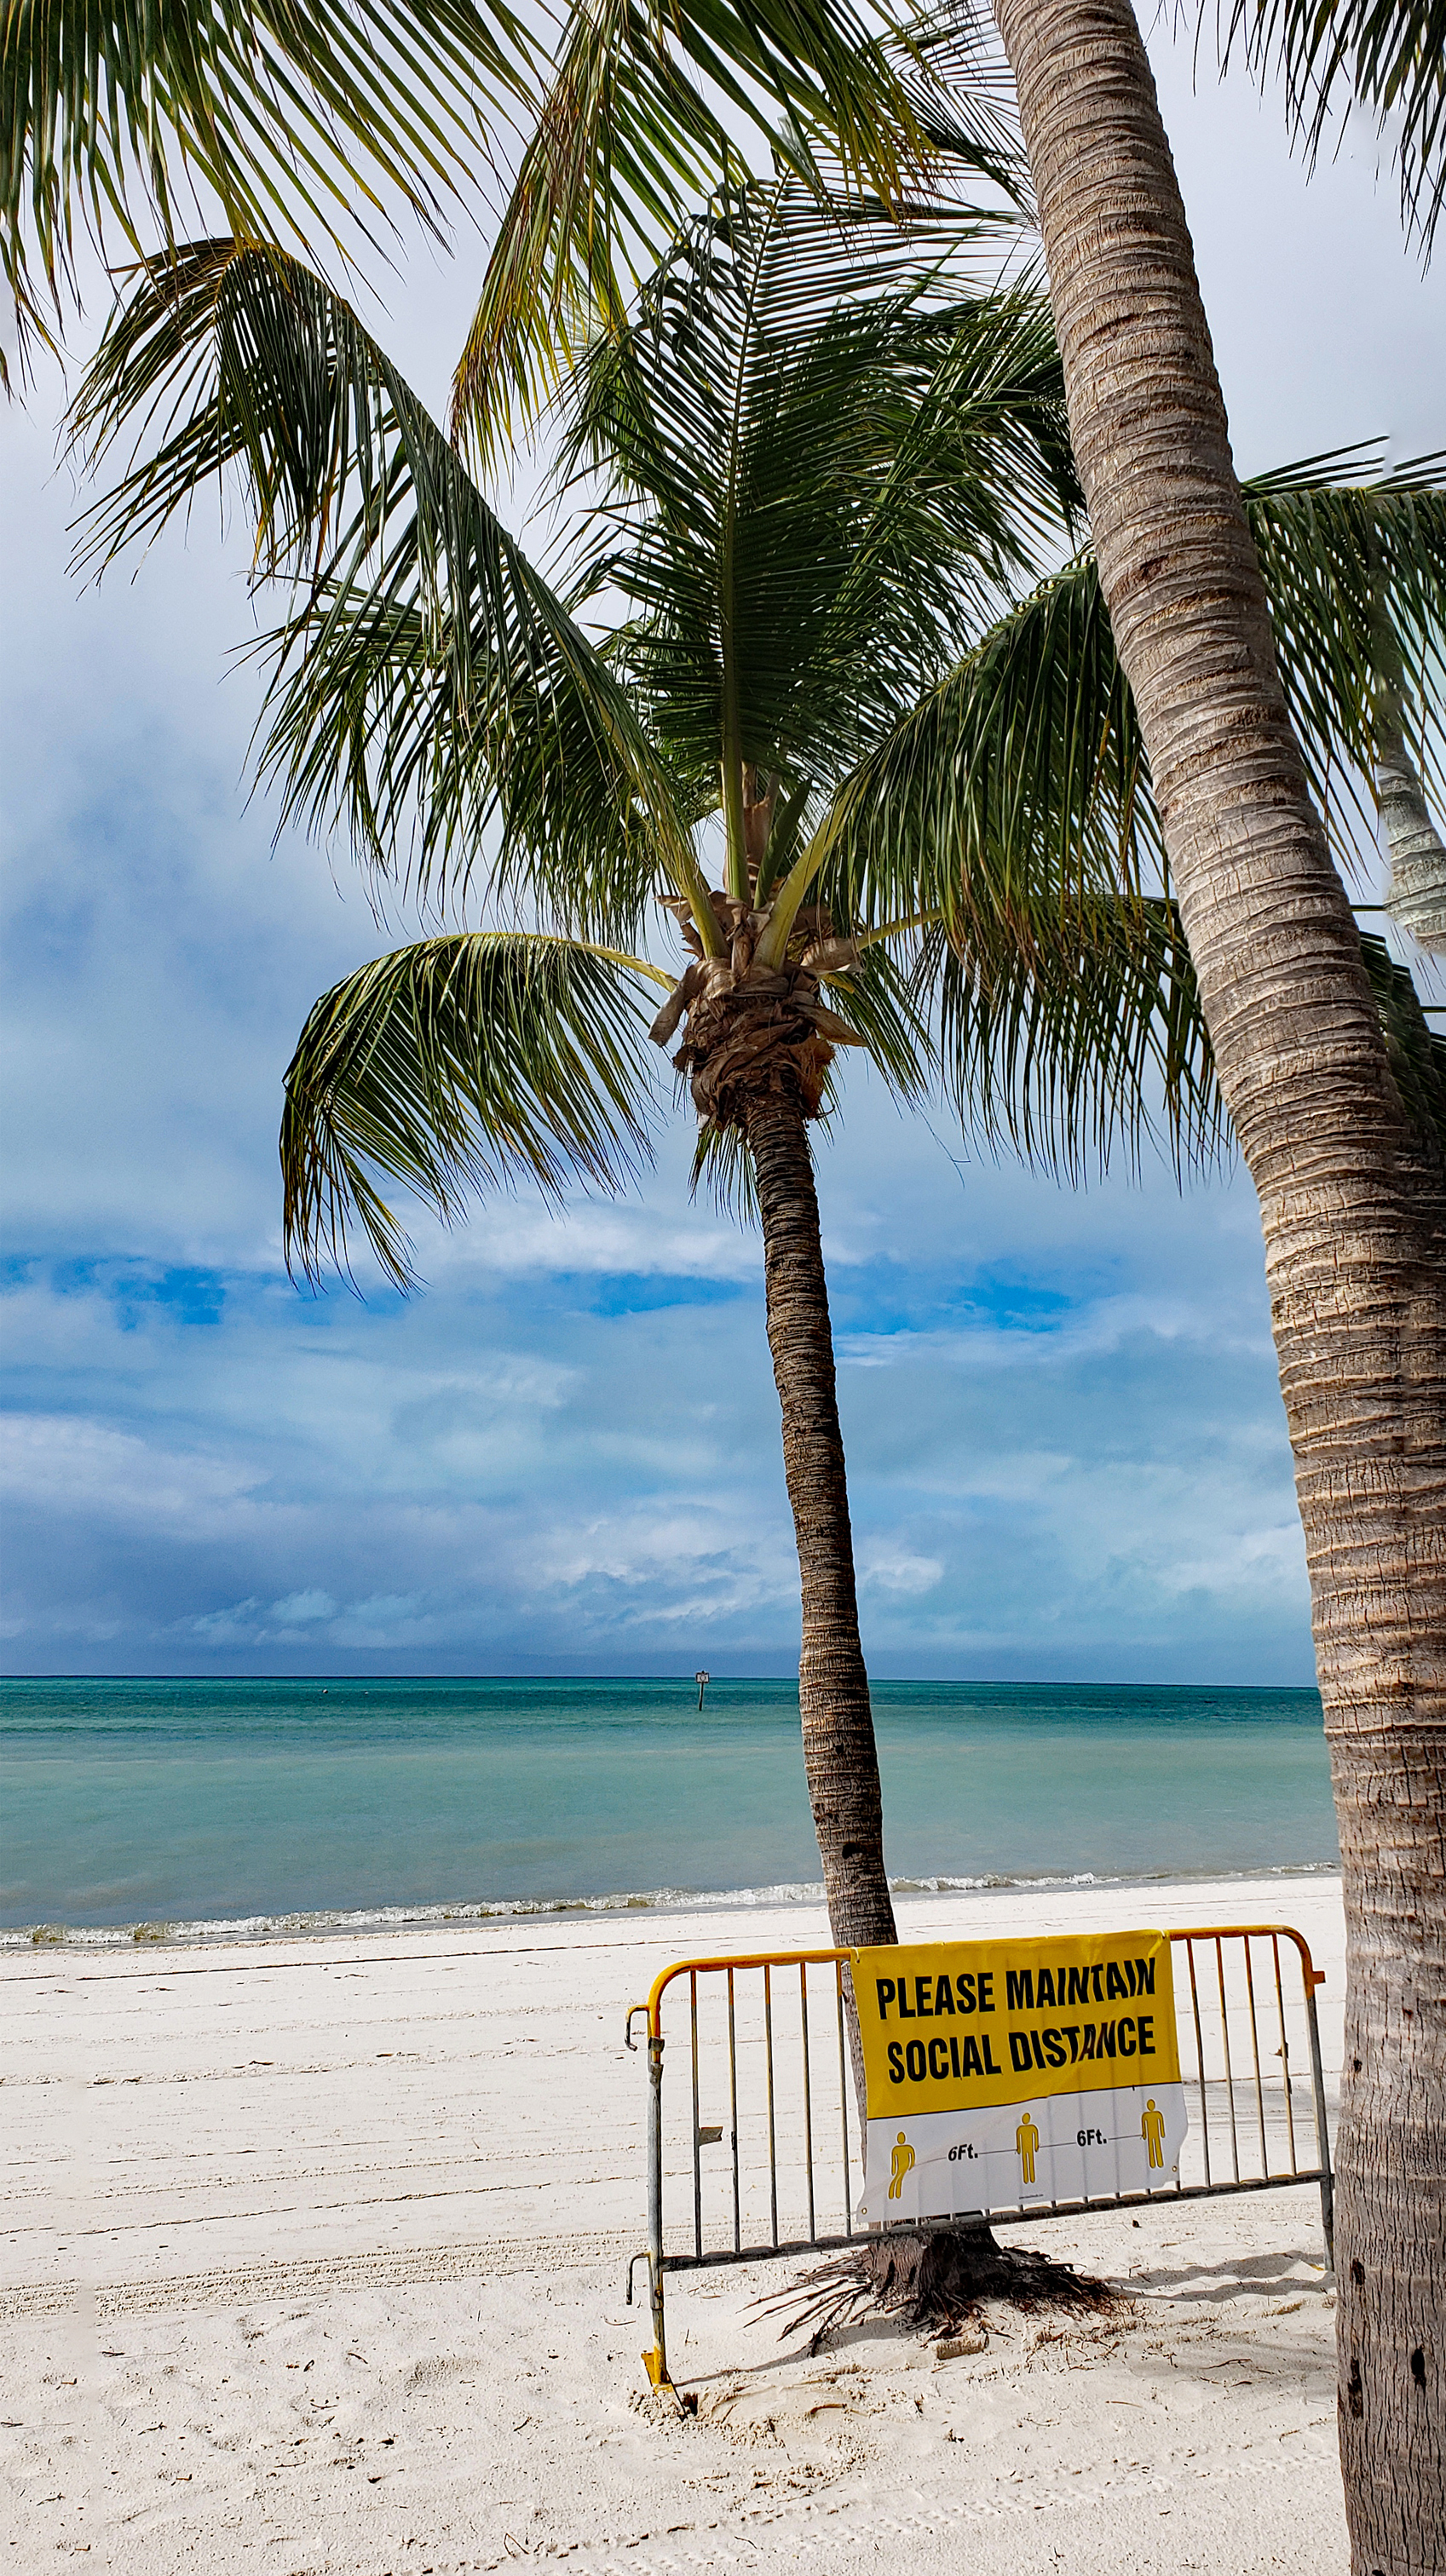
top-left (2, 1876), bottom-right (1345, 2573)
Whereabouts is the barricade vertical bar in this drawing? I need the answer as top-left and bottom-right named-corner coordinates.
top-left (1270, 1935), bottom-right (1299, 2171)
top-left (1215, 1937), bottom-right (1241, 2182)
top-left (799, 1963), bottom-right (815, 2244)
top-left (690, 1969), bottom-right (703, 2261)
top-left (763, 1964), bottom-right (778, 2249)
top-left (727, 1966), bottom-right (740, 2256)
top-left (1242, 1940), bottom-right (1270, 2174)
top-left (1304, 1979), bottom-right (1336, 2270)
top-left (1185, 1938), bottom-right (1212, 2188)
top-left (645, 2033), bottom-right (669, 2388)
top-left (835, 1961), bottom-right (853, 2237)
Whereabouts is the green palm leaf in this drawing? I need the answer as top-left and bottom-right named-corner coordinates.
top-left (561, 188), bottom-right (1075, 814)
top-left (688, 1114), bottom-right (760, 1222)
top-left (1216, 0), bottom-right (1446, 255)
top-left (1357, 928), bottom-right (1446, 1144)
top-left (810, 940), bottom-right (934, 1099)
top-left (280, 929), bottom-right (668, 1284)
top-left (1351, 922), bottom-right (1443, 1143)
top-left (1244, 451), bottom-right (1446, 864)
top-left (448, 9), bottom-right (1034, 469)
top-left (820, 549), bottom-right (1150, 946)
top-left (67, 235), bottom-right (700, 938)
top-left (815, 451), bottom-right (1446, 1169)
top-left (823, 451), bottom-right (1446, 944)
top-left (1, 0), bottom-right (533, 380)
top-left (932, 896), bottom-right (1224, 1177)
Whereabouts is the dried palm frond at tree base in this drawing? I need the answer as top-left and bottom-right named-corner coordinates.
top-left (755, 2223), bottom-right (1116, 2355)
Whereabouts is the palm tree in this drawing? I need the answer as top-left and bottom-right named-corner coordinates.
top-left (957, 4), bottom-right (1446, 2559)
top-left (71, 181), bottom-right (1446, 1981)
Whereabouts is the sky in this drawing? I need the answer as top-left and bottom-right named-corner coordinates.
top-left (2, 28), bottom-right (1443, 1683)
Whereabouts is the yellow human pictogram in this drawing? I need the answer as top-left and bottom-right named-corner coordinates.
top-left (1141, 2096), bottom-right (1167, 2169)
top-left (887, 2131), bottom-right (916, 2199)
top-left (1015, 2110), bottom-right (1040, 2184)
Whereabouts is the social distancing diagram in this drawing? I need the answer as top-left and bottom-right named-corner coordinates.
top-left (852, 1929), bottom-right (1188, 2223)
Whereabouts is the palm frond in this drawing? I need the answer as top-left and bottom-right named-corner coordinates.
top-left (1358, 929), bottom-right (1446, 1154)
top-left (890, 4), bottom-right (1026, 181)
top-left (812, 451), bottom-right (1445, 1177)
top-left (68, 237), bottom-right (692, 936)
top-left (820, 549), bottom-right (1151, 945)
top-left (934, 895), bottom-right (1224, 1178)
top-left (447, 0), bottom-right (1028, 469)
top-left (1, 0), bottom-right (531, 382)
top-left (1213, 0), bottom-right (1446, 256)
top-left (281, 929), bottom-right (665, 1285)
top-left (688, 1116), bottom-right (759, 1222)
top-left (452, 0), bottom-right (730, 474)
top-left (813, 942), bottom-right (934, 1098)
top-left (821, 454), bottom-right (1446, 945)
top-left (557, 185), bottom-right (1076, 805)
top-left (1242, 452), bottom-right (1446, 870)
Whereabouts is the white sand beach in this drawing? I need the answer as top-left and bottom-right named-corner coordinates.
top-left (3, 1875), bottom-right (1346, 2573)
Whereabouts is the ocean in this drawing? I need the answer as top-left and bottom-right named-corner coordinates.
top-left (0, 1676), bottom-right (1338, 1946)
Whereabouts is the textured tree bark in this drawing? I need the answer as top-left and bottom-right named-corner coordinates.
top-left (742, 1080), bottom-right (898, 1958)
top-left (986, 3), bottom-right (1446, 2563)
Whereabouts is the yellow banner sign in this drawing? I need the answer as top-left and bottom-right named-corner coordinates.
top-left (855, 1929), bottom-right (1181, 2112)
top-left (851, 1929), bottom-right (1186, 2222)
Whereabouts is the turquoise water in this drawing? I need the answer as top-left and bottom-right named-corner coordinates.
top-left (0, 1677), bottom-right (1338, 1941)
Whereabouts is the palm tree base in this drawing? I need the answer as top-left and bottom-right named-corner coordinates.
top-left (756, 2224), bottom-right (1115, 2355)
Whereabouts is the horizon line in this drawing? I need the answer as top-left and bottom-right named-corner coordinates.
top-left (1, 1670), bottom-right (1323, 1693)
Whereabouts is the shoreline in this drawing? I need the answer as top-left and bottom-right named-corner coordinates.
top-left (1, 1854), bottom-right (1343, 1951)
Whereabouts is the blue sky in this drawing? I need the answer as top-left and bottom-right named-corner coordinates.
top-left (3, 35), bottom-right (1443, 1681)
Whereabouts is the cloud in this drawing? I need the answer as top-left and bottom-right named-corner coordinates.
top-left (857, 1545), bottom-right (945, 1599)
top-left (0, 1411), bottom-right (266, 1526)
top-left (0, 1201), bottom-right (1313, 1679)
top-left (269, 1590), bottom-right (337, 1625)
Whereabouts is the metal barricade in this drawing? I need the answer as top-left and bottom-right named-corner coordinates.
top-left (624, 1925), bottom-right (1333, 2388)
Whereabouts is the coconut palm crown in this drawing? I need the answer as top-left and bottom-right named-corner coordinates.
top-left (71, 180), bottom-right (1446, 1955)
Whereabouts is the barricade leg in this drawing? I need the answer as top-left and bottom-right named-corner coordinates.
top-left (1305, 1987), bottom-right (1336, 2273)
top-left (643, 2034), bottom-right (671, 2386)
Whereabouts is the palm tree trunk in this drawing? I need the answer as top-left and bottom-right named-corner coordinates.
top-left (742, 1084), bottom-right (898, 1958)
top-left (987, 1), bottom-right (1446, 2562)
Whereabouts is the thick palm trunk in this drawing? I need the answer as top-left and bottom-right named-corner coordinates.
top-left (742, 1083), bottom-right (898, 1956)
top-left (987, 2), bottom-right (1446, 2562)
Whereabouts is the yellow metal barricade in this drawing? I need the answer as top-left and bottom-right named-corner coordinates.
top-left (624, 1924), bottom-right (1333, 2389)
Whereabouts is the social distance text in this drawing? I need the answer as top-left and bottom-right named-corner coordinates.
top-left (873, 1952), bottom-right (1162, 2090)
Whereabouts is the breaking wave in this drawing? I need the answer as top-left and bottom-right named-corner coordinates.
top-left (3, 1860), bottom-right (1339, 1951)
